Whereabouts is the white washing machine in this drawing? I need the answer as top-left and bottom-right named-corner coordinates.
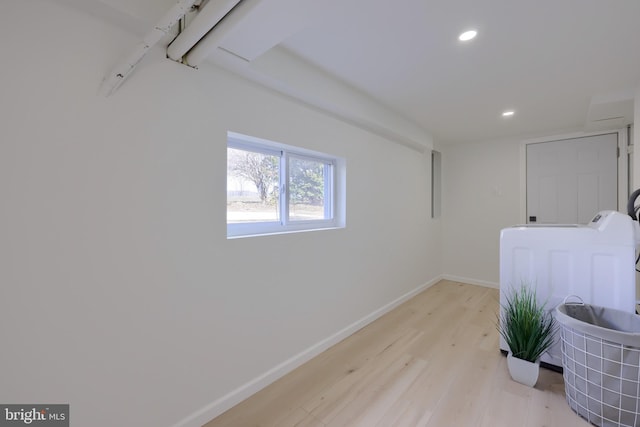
top-left (499, 210), bottom-right (637, 369)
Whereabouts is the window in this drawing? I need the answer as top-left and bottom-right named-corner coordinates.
top-left (227, 132), bottom-right (343, 237)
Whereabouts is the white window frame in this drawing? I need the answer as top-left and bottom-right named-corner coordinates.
top-left (227, 132), bottom-right (343, 238)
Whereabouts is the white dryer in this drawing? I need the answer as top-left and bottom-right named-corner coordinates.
top-left (499, 210), bottom-right (637, 369)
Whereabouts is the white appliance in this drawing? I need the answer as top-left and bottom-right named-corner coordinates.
top-left (499, 210), bottom-right (637, 369)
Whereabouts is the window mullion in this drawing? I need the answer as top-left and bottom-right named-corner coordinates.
top-left (280, 151), bottom-right (288, 225)
top-left (324, 163), bottom-right (333, 220)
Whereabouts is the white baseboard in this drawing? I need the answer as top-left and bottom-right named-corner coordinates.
top-left (171, 276), bottom-right (443, 427)
top-left (441, 274), bottom-right (499, 289)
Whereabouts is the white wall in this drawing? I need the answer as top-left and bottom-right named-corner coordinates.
top-left (634, 87), bottom-right (640, 189)
top-left (0, 1), bottom-right (441, 426)
top-left (441, 139), bottom-right (521, 287)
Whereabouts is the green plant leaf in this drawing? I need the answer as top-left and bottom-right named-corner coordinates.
top-left (498, 282), bottom-right (557, 362)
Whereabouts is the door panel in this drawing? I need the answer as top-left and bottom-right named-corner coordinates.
top-left (527, 133), bottom-right (618, 224)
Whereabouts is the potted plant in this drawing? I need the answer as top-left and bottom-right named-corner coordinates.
top-left (498, 283), bottom-right (556, 387)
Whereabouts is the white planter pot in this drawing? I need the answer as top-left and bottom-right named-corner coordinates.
top-left (507, 351), bottom-right (540, 387)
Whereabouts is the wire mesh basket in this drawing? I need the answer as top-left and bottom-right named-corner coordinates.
top-left (556, 299), bottom-right (640, 427)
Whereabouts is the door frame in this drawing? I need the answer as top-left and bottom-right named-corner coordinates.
top-left (519, 129), bottom-right (629, 224)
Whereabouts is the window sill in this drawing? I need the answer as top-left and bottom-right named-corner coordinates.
top-left (226, 225), bottom-right (344, 240)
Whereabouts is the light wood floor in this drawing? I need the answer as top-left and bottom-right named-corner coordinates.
top-left (203, 280), bottom-right (590, 427)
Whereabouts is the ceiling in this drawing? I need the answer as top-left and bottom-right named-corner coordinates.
top-left (59, 0), bottom-right (640, 144)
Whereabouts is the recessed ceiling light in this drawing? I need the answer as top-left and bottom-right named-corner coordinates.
top-left (502, 110), bottom-right (515, 117)
top-left (458, 30), bottom-right (477, 41)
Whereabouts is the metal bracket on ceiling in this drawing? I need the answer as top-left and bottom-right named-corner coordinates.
top-left (99, 0), bottom-right (200, 97)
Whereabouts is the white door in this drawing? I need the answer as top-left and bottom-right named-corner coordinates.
top-left (527, 133), bottom-right (618, 224)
